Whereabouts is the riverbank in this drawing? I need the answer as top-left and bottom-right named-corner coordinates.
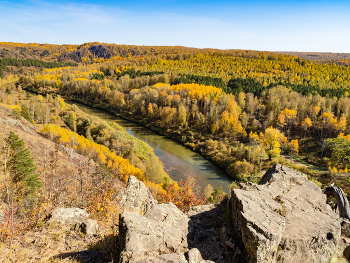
top-left (24, 87), bottom-right (234, 191)
top-left (23, 86), bottom-right (324, 187)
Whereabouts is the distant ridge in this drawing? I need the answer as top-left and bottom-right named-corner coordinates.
top-left (275, 51), bottom-right (350, 60)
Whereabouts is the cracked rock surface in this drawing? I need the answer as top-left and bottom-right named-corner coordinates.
top-left (117, 175), bottom-right (158, 215)
top-left (231, 164), bottom-right (341, 263)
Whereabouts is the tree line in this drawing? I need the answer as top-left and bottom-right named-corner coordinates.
top-left (0, 58), bottom-right (78, 69)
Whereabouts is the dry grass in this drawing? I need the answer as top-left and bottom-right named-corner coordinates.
top-left (0, 106), bottom-right (123, 262)
top-left (0, 223), bottom-right (117, 262)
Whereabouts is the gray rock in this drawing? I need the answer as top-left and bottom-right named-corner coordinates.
top-left (119, 212), bottom-right (163, 259)
top-left (187, 204), bottom-right (223, 229)
top-left (129, 253), bottom-right (188, 263)
top-left (187, 248), bottom-right (202, 263)
top-left (145, 203), bottom-right (190, 253)
top-left (80, 219), bottom-right (99, 236)
top-left (118, 175), bottom-right (158, 215)
top-left (0, 116), bottom-right (38, 136)
top-left (231, 166), bottom-right (341, 263)
top-left (120, 249), bottom-right (214, 263)
top-left (259, 163), bottom-right (308, 186)
top-left (187, 248), bottom-right (214, 263)
top-left (119, 203), bottom-right (190, 263)
top-left (231, 187), bottom-right (285, 263)
top-left (341, 219), bottom-right (350, 238)
top-left (276, 181), bottom-right (340, 263)
top-left (49, 208), bottom-right (90, 225)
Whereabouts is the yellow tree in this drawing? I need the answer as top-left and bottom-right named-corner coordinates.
top-left (309, 106), bottom-right (321, 127)
top-left (280, 108), bottom-right (297, 139)
top-left (277, 113), bottom-right (286, 131)
top-left (178, 104), bottom-right (187, 127)
top-left (260, 127), bottom-right (287, 160)
top-left (301, 117), bottom-right (312, 143)
top-left (290, 139), bottom-right (299, 156)
top-left (147, 103), bottom-right (154, 118)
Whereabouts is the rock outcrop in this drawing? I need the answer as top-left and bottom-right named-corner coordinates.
top-left (259, 163), bottom-right (308, 185)
top-left (49, 208), bottom-right (90, 225)
top-left (119, 203), bottom-right (189, 260)
top-left (118, 176), bottom-right (221, 263)
top-left (0, 116), bottom-right (38, 136)
top-left (118, 165), bottom-right (346, 263)
top-left (231, 164), bottom-right (341, 263)
top-left (48, 208), bottom-right (99, 237)
top-left (117, 175), bottom-right (158, 215)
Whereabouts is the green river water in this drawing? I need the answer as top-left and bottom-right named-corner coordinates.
top-left (66, 101), bottom-right (233, 192)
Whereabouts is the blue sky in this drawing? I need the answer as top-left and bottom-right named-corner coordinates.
top-left (1, 0), bottom-right (349, 52)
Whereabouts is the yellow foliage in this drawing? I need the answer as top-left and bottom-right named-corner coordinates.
top-left (290, 139), bottom-right (299, 155)
top-left (260, 127), bottom-right (287, 159)
top-left (144, 181), bottom-right (166, 200)
top-left (301, 118), bottom-right (312, 130)
top-left (41, 124), bottom-right (144, 182)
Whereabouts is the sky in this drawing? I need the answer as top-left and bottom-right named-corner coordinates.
top-left (0, 0), bottom-right (350, 52)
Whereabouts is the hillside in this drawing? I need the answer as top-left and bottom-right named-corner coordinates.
top-left (1, 42), bottom-right (350, 262)
top-left (0, 106), bottom-right (122, 261)
top-left (276, 51), bottom-right (350, 66)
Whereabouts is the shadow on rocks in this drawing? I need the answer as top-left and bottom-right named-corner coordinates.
top-left (51, 234), bottom-right (118, 263)
top-left (186, 199), bottom-right (246, 263)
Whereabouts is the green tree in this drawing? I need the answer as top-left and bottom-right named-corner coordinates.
top-left (211, 186), bottom-right (225, 202)
top-left (325, 135), bottom-right (350, 169)
top-left (145, 154), bottom-right (166, 184)
top-left (4, 131), bottom-right (42, 196)
top-left (63, 112), bottom-right (77, 132)
top-left (0, 68), bottom-right (4, 79)
top-left (21, 104), bottom-right (34, 123)
top-left (178, 104), bottom-right (187, 127)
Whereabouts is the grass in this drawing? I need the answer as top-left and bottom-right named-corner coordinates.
top-left (289, 155), bottom-right (327, 171)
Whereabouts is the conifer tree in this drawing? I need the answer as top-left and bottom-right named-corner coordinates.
top-left (21, 104), bottom-right (34, 123)
top-left (0, 67), bottom-right (4, 79)
top-left (4, 131), bottom-right (41, 196)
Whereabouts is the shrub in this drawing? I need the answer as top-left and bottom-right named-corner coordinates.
top-left (162, 180), bottom-right (207, 212)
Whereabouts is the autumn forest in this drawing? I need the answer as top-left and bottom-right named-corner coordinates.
top-left (1, 42), bottom-right (350, 254)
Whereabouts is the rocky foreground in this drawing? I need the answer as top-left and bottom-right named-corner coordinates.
top-left (117, 164), bottom-right (350, 263)
top-left (3, 164), bottom-right (349, 262)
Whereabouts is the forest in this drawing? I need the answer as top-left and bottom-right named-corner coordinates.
top-left (12, 47), bottom-right (350, 177)
top-left (1, 42), bottom-right (350, 252)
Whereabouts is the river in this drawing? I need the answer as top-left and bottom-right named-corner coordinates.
top-left (66, 101), bottom-right (233, 192)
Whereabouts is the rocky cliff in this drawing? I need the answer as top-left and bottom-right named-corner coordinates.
top-left (118, 165), bottom-right (350, 263)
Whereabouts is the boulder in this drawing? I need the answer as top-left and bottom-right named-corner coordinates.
top-left (187, 248), bottom-right (214, 263)
top-left (276, 181), bottom-right (341, 262)
top-left (79, 219), bottom-right (99, 236)
top-left (119, 203), bottom-right (190, 263)
top-left (118, 175), bottom-right (158, 215)
top-left (231, 164), bottom-right (341, 263)
top-left (259, 163), bottom-right (308, 185)
top-left (117, 249), bottom-right (214, 263)
top-left (48, 208), bottom-right (90, 225)
top-left (231, 186), bottom-right (286, 263)
top-left (118, 176), bottom-right (221, 263)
